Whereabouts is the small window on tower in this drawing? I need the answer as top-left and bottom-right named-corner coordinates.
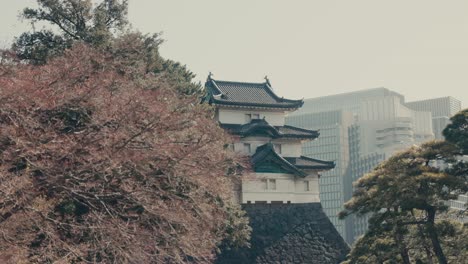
top-left (260, 179), bottom-right (267, 190)
top-left (252, 113), bottom-right (260, 120)
top-left (243, 143), bottom-right (251, 154)
top-left (273, 144), bottom-right (282, 154)
top-left (245, 114), bottom-right (252, 123)
top-left (268, 179), bottom-right (277, 190)
top-left (304, 181), bottom-right (310, 191)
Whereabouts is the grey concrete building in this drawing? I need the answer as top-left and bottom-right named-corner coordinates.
top-left (286, 88), bottom-right (435, 244)
top-left (447, 194), bottom-right (468, 223)
top-left (406, 96), bottom-right (462, 139)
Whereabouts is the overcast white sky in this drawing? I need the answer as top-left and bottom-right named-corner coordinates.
top-left (1, 0), bottom-right (467, 107)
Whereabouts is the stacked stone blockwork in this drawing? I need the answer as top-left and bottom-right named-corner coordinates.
top-left (217, 203), bottom-right (349, 263)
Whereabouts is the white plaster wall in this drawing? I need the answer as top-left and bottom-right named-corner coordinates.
top-left (278, 141), bottom-right (302, 157)
top-left (233, 137), bottom-right (303, 157)
top-left (233, 139), bottom-right (267, 155)
top-left (241, 173), bottom-right (320, 203)
top-left (217, 108), bottom-right (285, 125)
top-left (215, 107), bottom-right (322, 204)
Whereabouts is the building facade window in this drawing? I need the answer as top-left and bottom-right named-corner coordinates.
top-left (268, 179), bottom-right (277, 190)
top-left (304, 180), bottom-right (310, 191)
top-left (245, 114), bottom-right (252, 123)
top-left (246, 113), bottom-right (260, 122)
top-left (261, 179), bottom-right (277, 190)
top-left (260, 179), bottom-right (267, 190)
top-left (243, 143), bottom-right (251, 154)
top-left (273, 143), bottom-right (282, 154)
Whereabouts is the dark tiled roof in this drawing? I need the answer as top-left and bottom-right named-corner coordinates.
top-left (251, 143), bottom-right (335, 177)
top-left (277, 126), bottom-right (319, 138)
top-left (284, 156), bottom-right (335, 170)
top-left (204, 77), bottom-right (303, 109)
top-left (220, 119), bottom-right (319, 139)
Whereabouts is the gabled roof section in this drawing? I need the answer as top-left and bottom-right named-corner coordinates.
top-left (220, 119), bottom-right (319, 140)
top-left (252, 143), bottom-right (306, 177)
top-left (204, 76), bottom-right (304, 109)
top-left (251, 143), bottom-right (336, 177)
top-left (284, 156), bottom-right (335, 170)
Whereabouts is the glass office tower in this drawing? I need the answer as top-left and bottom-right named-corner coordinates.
top-left (287, 110), bottom-right (354, 239)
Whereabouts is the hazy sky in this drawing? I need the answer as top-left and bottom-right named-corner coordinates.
top-left (1, 0), bottom-right (467, 107)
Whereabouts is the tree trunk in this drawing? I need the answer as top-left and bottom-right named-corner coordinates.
top-left (412, 210), bottom-right (434, 264)
top-left (392, 207), bottom-right (411, 264)
top-left (394, 225), bottom-right (411, 264)
top-left (426, 208), bottom-right (447, 264)
top-left (423, 241), bottom-right (434, 264)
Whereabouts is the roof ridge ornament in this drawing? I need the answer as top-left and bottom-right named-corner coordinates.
top-left (264, 75), bottom-right (271, 86)
top-left (207, 72), bottom-right (213, 81)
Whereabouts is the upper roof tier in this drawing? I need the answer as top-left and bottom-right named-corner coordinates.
top-left (204, 76), bottom-right (304, 109)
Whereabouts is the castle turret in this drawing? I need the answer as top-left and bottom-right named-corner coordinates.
top-left (207, 75), bottom-right (349, 263)
top-left (204, 75), bottom-right (335, 204)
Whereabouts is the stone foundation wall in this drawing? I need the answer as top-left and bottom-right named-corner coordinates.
top-left (217, 203), bottom-right (349, 264)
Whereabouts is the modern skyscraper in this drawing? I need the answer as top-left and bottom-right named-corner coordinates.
top-left (286, 88), bottom-right (435, 243)
top-left (287, 110), bottom-right (354, 238)
top-left (406, 97), bottom-right (462, 139)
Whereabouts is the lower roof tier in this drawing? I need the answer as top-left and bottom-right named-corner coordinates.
top-left (251, 143), bottom-right (335, 177)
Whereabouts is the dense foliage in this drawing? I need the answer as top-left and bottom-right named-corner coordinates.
top-left (340, 109), bottom-right (468, 264)
top-left (443, 109), bottom-right (468, 155)
top-left (13, 0), bottom-right (128, 65)
top-left (343, 218), bottom-right (467, 264)
top-left (0, 42), bottom-right (250, 263)
top-left (13, 0), bottom-right (202, 96)
top-left (0, 0), bottom-right (251, 263)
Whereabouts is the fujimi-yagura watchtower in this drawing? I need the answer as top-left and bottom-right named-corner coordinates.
top-left (204, 75), bottom-right (349, 263)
